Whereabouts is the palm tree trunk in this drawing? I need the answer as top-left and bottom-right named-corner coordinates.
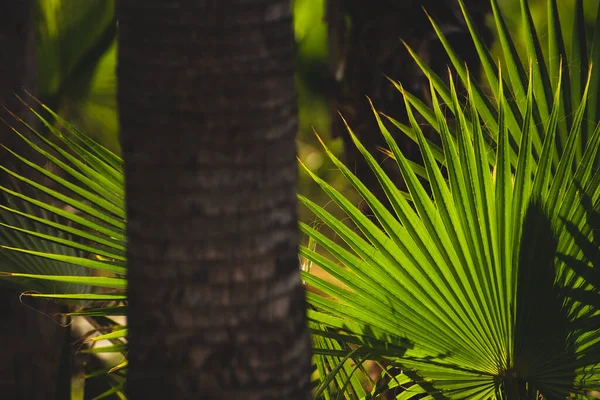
top-left (0, 1), bottom-right (66, 399)
top-left (117, 1), bottom-right (312, 398)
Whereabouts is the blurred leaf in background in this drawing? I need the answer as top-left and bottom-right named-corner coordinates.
top-left (36, 0), bottom-right (118, 152)
top-left (494, 0), bottom-right (600, 62)
top-left (294, 0), bottom-right (330, 139)
top-left (294, 0), bottom-right (359, 225)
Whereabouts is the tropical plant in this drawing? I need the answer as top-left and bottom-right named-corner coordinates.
top-left (0, 0), bottom-right (599, 399)
top-left (304, 0), bottom-right (600, 398)
top-left (0, 99), bottom-right (127, 398)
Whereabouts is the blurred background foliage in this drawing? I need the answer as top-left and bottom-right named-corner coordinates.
top-left (36, 0), bottom-right (117, 150)
top-left (34, 0), bottom-right (600, 223)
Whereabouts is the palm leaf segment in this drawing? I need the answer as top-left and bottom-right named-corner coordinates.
top-left (304, 0), bottom-right (600, 398)
top-left (0, 99), bottom-right (127, 395)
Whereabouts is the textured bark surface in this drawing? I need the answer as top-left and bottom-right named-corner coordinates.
top-left (0, 0), bottom-right (37, 171)
top-left (117, 1), bottom-right (311, 399)
top-left (0, 1), bottom-right (66, 399)
top-left (328, 0), bottom-right (492, 197)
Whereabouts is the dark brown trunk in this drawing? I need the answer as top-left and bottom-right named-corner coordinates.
top-left (0, 1), bottom-right (66, 399)
top-left (0, 0), bottom-right (37, 171)
top-left (328, 0), bottom-right (492, 197)
top-left (117, 1), bottom-right (311, 399)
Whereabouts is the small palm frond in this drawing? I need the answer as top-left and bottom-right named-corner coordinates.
top-left (0, 96), bottom-right (127, 379)
top-left (303, 0), bottom-right (600, 398)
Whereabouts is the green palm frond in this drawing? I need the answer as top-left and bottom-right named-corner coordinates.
top-left (303, 0), bottom-right (600, 398)
top-left (0, 96), bottom-right (126, 381)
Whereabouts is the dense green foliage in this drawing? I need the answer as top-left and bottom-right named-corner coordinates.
top-left (304, 0), bottom-right (600, 398)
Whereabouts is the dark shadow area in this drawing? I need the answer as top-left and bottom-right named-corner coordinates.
top-left (556, 182), bottom-right (600, 396)
top-left (512, 199), bottom-right (577, 400)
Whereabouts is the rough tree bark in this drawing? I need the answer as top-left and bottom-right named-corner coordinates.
top-left (0, 1), bottom-right (67, 399)
top-left (327, 0), bottom-right (492, 197)
top-left (117, 1), bottom-right (312, 399)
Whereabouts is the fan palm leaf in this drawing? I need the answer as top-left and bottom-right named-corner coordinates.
top-left (304, 0), bottom-right (600, 398)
